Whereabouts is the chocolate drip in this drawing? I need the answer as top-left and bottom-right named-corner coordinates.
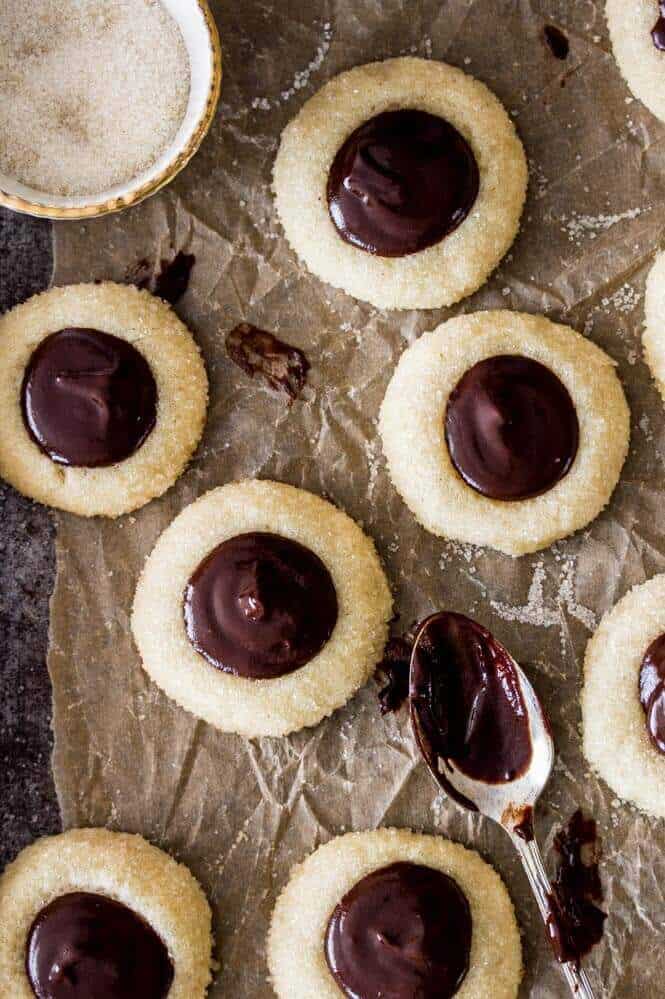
top-left (547, 811), bottom-right (606, 965)
top-left (653, 2), bottom-right (665, 50)
top-left (184, 531), bottom-right (338, 679)
top-left (25, 891), bottom-right (174, 999)
top-left (226, 323), bottom-right (310, 401)
top-left (513, 805), bottom-right (535, 842)
top-left (327, 109), bottom-right (479, 257)
top-left (639, 632), bottom-right (665, 754)
top-left (21, 327), bottom-right (157, 468)
top-left (544, 25), bottom-right (570, 60)
top-left (128, 251), bottom-right (196, 305)
top-left (325, 861), bottom-right (471, 999)
top-left (445, 354), bottom-right (579, 501)
top-left (409, 612), bottom-right (532, 809)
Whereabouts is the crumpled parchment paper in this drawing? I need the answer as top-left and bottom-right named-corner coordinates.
top-left (48, 1), bottom-right (665, 995)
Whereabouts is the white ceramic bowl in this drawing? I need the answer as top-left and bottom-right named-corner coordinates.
top-left (0, 0), bottom-right (222, 220)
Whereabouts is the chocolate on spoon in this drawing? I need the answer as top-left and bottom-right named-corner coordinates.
top-left (409, 612), bottom-right (597, 999)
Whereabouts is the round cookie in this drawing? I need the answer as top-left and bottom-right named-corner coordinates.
top-left (0, 828), bottom-right (213, 998)
top-left (268, 828), bottom-right (522, 999)
top-left (606, 0), bottom-right (665, 124)
top-left (379, 310), bottom-right (630, 556)
top-left (273, 57), bottom-right (527, 311)
top-left (644, 249), bottom-right (665, 400)
top-left (0, 282), bottom-right (208, 517)
top-left (132, 480), bottom-right (393, 737)
top-left (583, 575), bottom-right (665, 818)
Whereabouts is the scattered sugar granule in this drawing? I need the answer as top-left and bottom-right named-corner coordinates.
top-left (251, 96), bottom-right (271, 111)
top-left (560, 206), bottom-right (647, 245)
top-left (639, 413), bottom-right (653, 442)
top-left (529, 159), bottom-right (549, 200)
top-left (491, 563), bottom-right (559, 628)
top-left (252, 22), bottom-right (332, 111)
top-left (0, 0), bottom-right (190, 196)
top-left (491, 557), bottom-right (596, 636)
top-left (557, 557), bottom-right (597, 632)
top-left (600, 283), bottom-right (642, 315)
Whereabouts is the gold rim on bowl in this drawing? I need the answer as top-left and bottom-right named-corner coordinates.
top-left (0, 0), bottom-right (222, 221)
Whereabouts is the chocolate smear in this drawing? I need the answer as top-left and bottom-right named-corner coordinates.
top-left (547, 810), bottom-right (606, 965)
top-left (127, 251), bottom-right (196, 305)
top-left (376, 635), bottom-right (414, 714)
top-left (226, 323), bottom-right (310, 401)
top-left (513, 804), bottom-right (535, 842)
top-left (544, 25), bottom-right (570, 60)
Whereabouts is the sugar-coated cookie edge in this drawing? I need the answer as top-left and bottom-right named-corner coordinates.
top-left (267, 827), bottom-right (522, 999)
top-left (0, 828), bottom-right (213, 998)
top-left (583, 574), bottom-right (665, 818)
top-left (132, 480), bottom-right (393, 737)
top-left (644, 250), bottom-right (665, 402)
top-left (0, 282), bottom-right (208, 517)
top-left (273, 57), bottom-right (527, 310)
top-left (606, 0), bottom-right (665, 124)
top-left (379, 310), bottom-right (630, 555)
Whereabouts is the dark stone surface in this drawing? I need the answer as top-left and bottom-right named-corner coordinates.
top-left (0, 208), bottom-right (60, 869)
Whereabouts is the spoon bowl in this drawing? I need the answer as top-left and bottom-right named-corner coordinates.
top-left (411, 634), bottom-right (554, 831)
top-left (409, 611), bottom-right (596, 999)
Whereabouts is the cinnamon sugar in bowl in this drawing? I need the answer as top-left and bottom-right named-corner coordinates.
top-left (0, 0), bottom-right (221, 220)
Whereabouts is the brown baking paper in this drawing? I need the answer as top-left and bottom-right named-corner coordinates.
top-left (48, 1), bottom-right (665, 995)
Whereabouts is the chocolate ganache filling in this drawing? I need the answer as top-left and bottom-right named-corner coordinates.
top-left (327, 109), bottom-right (479, 257)
top-left (184, 532), bottom-right (338, 680)
top-left (25, 892), bottom-right (174, 999)
top-left (639, 632), bottom-right (665, 754)
top-left (21, 328), bottom-right (157, 468)
top-left (653, 2), bottom-right (665, 50)
top-left (409, 612), bottom-right (532, 807)
top-left (325, 861), bottom-right (472, 999)
top-left (445, 354), bottom-right (579, 501)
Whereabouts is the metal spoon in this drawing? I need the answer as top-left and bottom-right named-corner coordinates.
top-left (409, 612), bottom-right (596, 999)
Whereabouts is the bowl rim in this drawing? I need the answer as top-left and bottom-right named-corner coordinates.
top-left (0, 0), bottom-right (222, 221)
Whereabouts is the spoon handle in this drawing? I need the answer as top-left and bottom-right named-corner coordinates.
top-left (513, 835), bottom-right (596, 999)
